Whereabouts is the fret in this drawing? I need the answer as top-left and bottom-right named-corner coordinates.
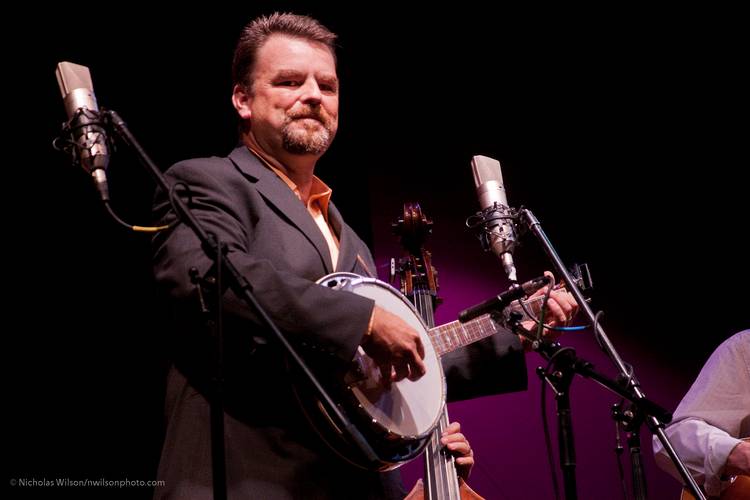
top-left (422, 278), bottom-right (574, 357)
top-left (426, 288), bottom-right (569, 357)
top-left (429, 314), bottom-right (499, 357)
top-left (508, 298), bottom-right (535, 322)
top-left (458, 320), bottom-right (469, 346)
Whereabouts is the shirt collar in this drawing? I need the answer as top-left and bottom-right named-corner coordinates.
top-left (245, 144), bottom-right (333, 219)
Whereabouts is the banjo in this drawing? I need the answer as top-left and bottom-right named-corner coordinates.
top-left (295, 236), bottom-right (574, 472)
top-left (297, 275), bottom-right (555, 472)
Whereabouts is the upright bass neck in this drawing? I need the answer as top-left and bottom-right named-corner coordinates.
top-left (394, 202), bottom-right (484, 500)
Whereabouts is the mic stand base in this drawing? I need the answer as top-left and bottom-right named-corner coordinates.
top-left (627, 430), bottom-right (647, 500)
top-left (612, 401), bottom-right (648, 500)
top-left (508, 315), bottom-right (579, 500)
top-left (540, 364), bottom-right (578, 500)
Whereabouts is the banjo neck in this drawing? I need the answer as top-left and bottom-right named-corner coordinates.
top-left (429, 293), bottom-right (548, 357)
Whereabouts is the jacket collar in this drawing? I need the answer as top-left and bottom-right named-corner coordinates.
top-left (228, 146), bottom-right (351, 274)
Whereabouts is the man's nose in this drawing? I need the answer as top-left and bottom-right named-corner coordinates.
top-left (299, 79), bottom-right (322, 104)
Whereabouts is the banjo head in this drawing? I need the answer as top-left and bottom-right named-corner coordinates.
top-left (316, 273), bottom-right (446, 467)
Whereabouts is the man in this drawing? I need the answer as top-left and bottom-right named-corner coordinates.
top-left (653, 330), bottom-right (749, 497)
top-left (152, 12), bottom-right (576, 499)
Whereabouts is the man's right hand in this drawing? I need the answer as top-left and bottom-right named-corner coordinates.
top-left (362, 305), bottom-right (426, 383)
top-left (725, 440), bottom-right (750, 477)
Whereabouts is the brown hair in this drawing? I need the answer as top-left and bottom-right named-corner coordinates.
top-left (232, 12), bottom-right (337, 90)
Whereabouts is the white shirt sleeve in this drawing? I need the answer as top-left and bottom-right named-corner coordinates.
top-left (651, 330), bottom-right (750, 497)
top-left (653, 418), bottom-right (742, 496)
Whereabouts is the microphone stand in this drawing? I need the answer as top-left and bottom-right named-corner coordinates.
top-left (532, 337), bottom-right (578, 500)
top-left (514, 208), bottom-right (706, 500)
top-left (505, 315), bottom-right (679, 500)
top-left (104, 110), bottom-right (381, 499)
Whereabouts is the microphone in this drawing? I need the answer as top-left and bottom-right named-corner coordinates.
top-left (56, 61), bottom-right (110, 201)
top-left (458, 275), bottom-right (550, 323)
top-left (471, 155), bottom-right (517, 281)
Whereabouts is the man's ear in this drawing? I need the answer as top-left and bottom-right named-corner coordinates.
top-left (232, 84), bottom-right (252, 119)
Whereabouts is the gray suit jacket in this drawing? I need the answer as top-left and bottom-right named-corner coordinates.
top-left (151, 146), bottom-right (527, 499)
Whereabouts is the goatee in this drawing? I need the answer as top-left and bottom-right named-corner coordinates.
top-left (282, 123), bottom-right (332, 154)
top-left (281, 107), bottom-right (335, 155)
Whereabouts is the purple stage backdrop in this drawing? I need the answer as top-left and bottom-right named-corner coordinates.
top-left (367, 183), bottom-right (693, 500)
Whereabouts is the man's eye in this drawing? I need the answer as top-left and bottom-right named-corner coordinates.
top-left (278, 80), bottom-right (300, 87)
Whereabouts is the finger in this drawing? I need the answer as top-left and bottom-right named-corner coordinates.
top-left (566, 291), bottom-right (579, 315)
top-left (378, 363), bottom-right (393, 384)
top-left (550, 291), bottom-right (574, 318)
top-left (544, 297), bottom-right (567, 325)
top-left (415, 336), bottom-right (425, 360)
top-left (441, 432), bottom-right (467, 444)
top-left (444, 438), bottom-right (470, 452)
top-left (455, 456), bottom-right (475, 466)
top-left (408, 349), bottom-right (427, 381)
top-left (442, 440), bottom-right (471, 456)
top-left (556, 291), bottom-right (579, 324)
top-left (445, 442), bottom-right (471, 456)
top-left (392, 361), bottom-right (410, 382)
top-left (442, 422), bottom-right (461, 435)
top-left (407, 365), bottom-right (423, 381)
top-left (543, 270), bottom-right (555, 285)
top-left (446, 443), bottom-right (473, 458)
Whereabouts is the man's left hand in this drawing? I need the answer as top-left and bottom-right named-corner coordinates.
top-left (441, 421), bottom-right (474, 481)
top-left (521, 270), bottom-right (579, 343)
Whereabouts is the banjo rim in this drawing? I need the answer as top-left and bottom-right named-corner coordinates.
top-left (317, 272), bottom-right (446, 441)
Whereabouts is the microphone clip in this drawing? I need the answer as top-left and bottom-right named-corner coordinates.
top-left (465, 202), bottom-right (521, 254)
top-left (53, 107), bottom-right (114, 173)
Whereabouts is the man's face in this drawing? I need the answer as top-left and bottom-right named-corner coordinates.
top-left (246, 34), bottom-right (339, 156)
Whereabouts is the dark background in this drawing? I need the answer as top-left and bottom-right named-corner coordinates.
top-left (8, 3), bottom-right (747, 499)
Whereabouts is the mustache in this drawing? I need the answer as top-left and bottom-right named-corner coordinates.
top-left (286, 107), bottom-right (330, 124)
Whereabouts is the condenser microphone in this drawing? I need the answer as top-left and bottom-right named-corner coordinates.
top-left (471, 155), bottom-right (517, 281)
top-left (56, 61), bottom-right (110, 201)
top-left (458, 275), bottom-right (550, 323)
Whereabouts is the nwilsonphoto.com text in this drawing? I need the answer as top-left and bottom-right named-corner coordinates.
top-left (10, 477), bottom-right (165, 488)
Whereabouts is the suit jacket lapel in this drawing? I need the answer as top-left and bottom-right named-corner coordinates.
top-left (228, 146), bottom-right (334, 273)
top-left (329, 203), bottom-right (375, 277)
